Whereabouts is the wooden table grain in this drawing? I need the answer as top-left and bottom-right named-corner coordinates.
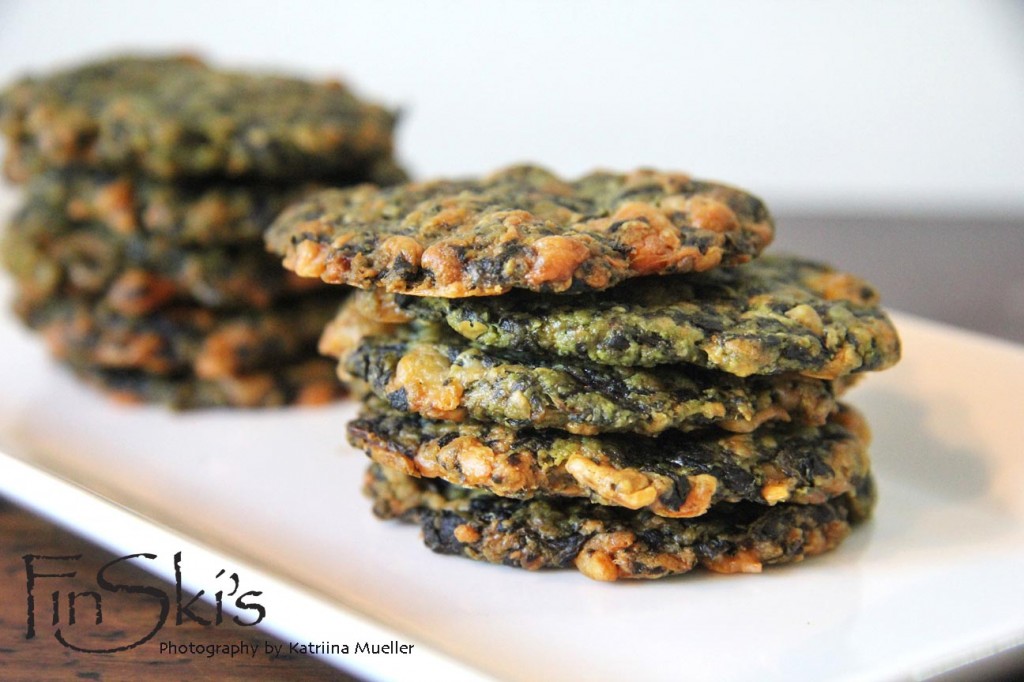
top-left (0, 496), bottom-right (359, 681)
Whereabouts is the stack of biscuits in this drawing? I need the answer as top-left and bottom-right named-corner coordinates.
top-left (268, 165), bottom-right (901, 581)
top-left (0, 55), bottom-right (405, 407)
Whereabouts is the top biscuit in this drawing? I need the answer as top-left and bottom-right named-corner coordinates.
top-left (265, 165), bottom-right (774, 297)
top-left (0, 55), bottom-right (397, 181)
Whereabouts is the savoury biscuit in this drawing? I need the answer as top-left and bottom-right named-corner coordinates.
top-left (348, 400), bottom-right (871, 518)
top-left (3, 217), bottom-right (321, 315)
top-left (341, 317), bottom-right (844, 435)
top-left (396, 255), bottom-right (901, 379)
top-left (364, 463), bottom-right (875, 581)
top-left (17, 294), bottom-right (339, 379)
top-left (70, 357), bottom-right (342, 409)
top-left (317, 286), bottom-right (415, 364)
top-left (18, 165), bottom-right (407, 246)
top-left (0, 55), bottom-right (397, 181)
top-left (265, 164), bottom-right (774, 296)
top-left (21, 168), bottom-right (314, 246)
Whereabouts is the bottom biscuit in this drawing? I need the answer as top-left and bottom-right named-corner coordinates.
top-left (364, 463), bottom-right (875, 581)
top-left (69, 357), bottom-right (343, 409)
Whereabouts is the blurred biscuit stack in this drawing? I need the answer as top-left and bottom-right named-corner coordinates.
top-left (268, 165), bottom-right (901, 580)
top-left (0, 55), bottom-right (404, 407)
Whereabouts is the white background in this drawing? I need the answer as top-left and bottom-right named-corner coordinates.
top-left (1, 0), bottom-right (1022, 217)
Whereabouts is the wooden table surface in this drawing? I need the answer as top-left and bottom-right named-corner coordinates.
top-left (0, 495), bottom-right (359, 681)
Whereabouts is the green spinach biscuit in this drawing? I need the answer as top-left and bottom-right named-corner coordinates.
top-left (20, 168), bottom-right (314, 246)
top-left (17, 165), bottom-right (407, 246)
top-left (0, 55), bottom-right (397, 180)
top-left (69, 357), bottom-right (342, 409)
top-left (339, 315), bottom-right (845, 435)
top-left (348, 399), bottom-right (871, 518)
top-left (397, 255), bottom-right (901, 379)
top-left (265, 164), bottom-right (774, 296)
top-left (364, 463), bottom-right (875, 581)
top-left (3, 215), bottom-right (322, 315)
top-left (16, 293), bottom-right (339, 379)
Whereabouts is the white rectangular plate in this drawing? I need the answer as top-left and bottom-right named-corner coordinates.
top-left (2, 268), bottom-right (1023, 679)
